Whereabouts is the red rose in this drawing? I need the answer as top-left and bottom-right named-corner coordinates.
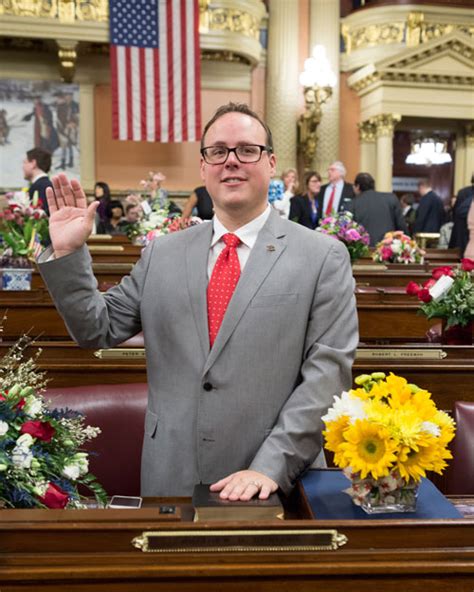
top-left (418, 288), bottom-right (432, 303)
top-left (406, 282), bottom-right (421, 296)
top-left (20, 420), bottom-right (55, 442)
top-left (16, 398), bottom-right (26, 410)
top-left (432, 266), bottom-right (454, 280)
top-left (423, 279), bottom-right (436, 290)
top-left (461, 258), bottom-right (474, 272)
top-left (38, 483), bottom-right (69, 509)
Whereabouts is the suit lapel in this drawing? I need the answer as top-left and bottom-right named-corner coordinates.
top-left (185, 222), bottom-right (213, 359)
top-left (203, 212), bottom-right (287, 375)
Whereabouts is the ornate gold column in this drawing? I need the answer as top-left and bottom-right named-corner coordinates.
top-left (374, 114), bottom-right (400, 192)
top-left (358, 120), bottom-right (377, 178)
top-left (464, 124), bottom-right (474, 188)
top-left (309, 0), bottom-right (340, 178)
top-left (265, 0), bottom-right (299, 173)
top-left (79, 84), bottom-right (95, 191)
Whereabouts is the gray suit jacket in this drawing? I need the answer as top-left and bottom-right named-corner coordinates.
top-left (349, 190), bottom-right (408, 247)
top-left (39, 211), bottom-right (358, 496)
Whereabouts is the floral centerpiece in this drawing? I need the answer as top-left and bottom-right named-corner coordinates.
top-left (406, 258), bottom-right (474, 344)
top-left (322, 372), bottom-right (455, 513)
top-left (0, 190), bottom-right (49, 268)
top-left (316, 211), bottom-right (370, 263)
top-left (373, 231), bottom-right (424, 264)
top-left (0, 336), bottom-right (107, 509)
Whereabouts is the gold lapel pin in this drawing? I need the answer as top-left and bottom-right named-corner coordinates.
top-left (266, 245), bottom-right (276, 252)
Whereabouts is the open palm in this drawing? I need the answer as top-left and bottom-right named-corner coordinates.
top-left (46, 174), bottom-right (99, 258)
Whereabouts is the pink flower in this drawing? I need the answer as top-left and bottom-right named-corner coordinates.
top-left (381, 247), bottom-right (393, 261)
top-left (417, 288), bottom-right (432, 303)
top-left (345, 229), bottom-right (361, 242)
top-left (461, 258), bottom-right (474, 272)
top-left (406, 282), bottom-right (421, 296)
top-left (432, 266), bottom-right (454, 280)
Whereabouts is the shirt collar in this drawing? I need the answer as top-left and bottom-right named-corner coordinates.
top-left (211, 205), bottom-right (271, 249)
top-left (31, 172), bottom-right (48, 184)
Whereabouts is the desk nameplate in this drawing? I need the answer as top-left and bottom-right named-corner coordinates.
top-left (132, 528), bottom-right (348, 553)
top-left (88, 245), bottom-right (125, 253)
top-left (356, 348), bottom-right (447, 360)
top-left (94, 348), bottom-right (145, 359)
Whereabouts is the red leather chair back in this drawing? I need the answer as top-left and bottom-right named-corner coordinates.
top-left (444, 401), bottom-right (474, 495)
top-left (45, 383), bottom-right (147, 497)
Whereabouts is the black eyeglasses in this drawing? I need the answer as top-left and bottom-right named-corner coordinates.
top-left (200, 144), bottom-right (273, 165)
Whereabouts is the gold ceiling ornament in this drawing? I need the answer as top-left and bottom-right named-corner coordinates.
top-left (57, 39), bottom-right (77, 82)
top-left (406, 12), bottom-right (424, 47)
top-left (344, 22), bottom-right (405, 54)
top-left (373, 113), bottom-right (401, 138)
top-left (358, 120), bottom-right (377, 143)
top-left (0, 0), bottom-right (107, 20)
top-left (201, 49), bottom-right (250, 65)
top-left (206, 7), bottom-right (261, 40)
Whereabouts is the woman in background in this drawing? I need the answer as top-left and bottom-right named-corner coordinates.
top-left (94, 181), bottom-right (111, 225)
top-left (273, 168), bottom-right (299, 219)
top-left (97, 199), bottom-right (125, 235)
top-left (181, 186), bottom-right (214, 220)
top-left (289, 171), bottom-right (321, 229)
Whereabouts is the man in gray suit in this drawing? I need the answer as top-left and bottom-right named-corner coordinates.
top-left (38, 103), bottom-right (358, 501)
top-left (349, 172), bottom-right (407, 247)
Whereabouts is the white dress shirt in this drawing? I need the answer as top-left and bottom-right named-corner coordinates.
top-left (322, 179), bottom-right (344, 214)
top-left (207, 206), bottom-right (271, 278)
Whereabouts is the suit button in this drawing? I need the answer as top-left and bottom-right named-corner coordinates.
top-left (203, 382), bottom-right (213, 391)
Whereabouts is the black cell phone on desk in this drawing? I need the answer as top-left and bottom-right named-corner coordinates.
top-left (108, 495), bottom-right (142, 509)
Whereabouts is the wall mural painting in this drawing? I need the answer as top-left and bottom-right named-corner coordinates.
top-left (0, 80), bottom-right (80, 188)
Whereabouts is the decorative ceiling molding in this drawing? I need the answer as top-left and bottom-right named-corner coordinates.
top-left (348, 31), bottom-right (474, 94)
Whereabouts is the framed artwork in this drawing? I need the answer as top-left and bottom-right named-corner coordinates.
top-left (0, 79), bottom-right (80, 188)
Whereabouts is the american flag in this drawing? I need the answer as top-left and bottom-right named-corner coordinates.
top-left (110, 0), bottom-right (201, 143)
top-left (29, 230), bottom-right (44, 261)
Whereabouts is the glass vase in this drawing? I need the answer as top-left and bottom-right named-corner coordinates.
top-left (345, 472), bottom-right (419, 514)
top-left (359, 481), bottom-right (419, 514)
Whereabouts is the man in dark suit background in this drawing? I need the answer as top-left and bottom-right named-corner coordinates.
top-left (22, 147), bottom-right (52, 215)
top-left (449, 174), bottom-right (474, 253)
top-left (413, 178), bottom-right (445, 234)
top-left (317, 160), bottom-right (355, 220)
top-left (349, 173), bottom-right (407, 246)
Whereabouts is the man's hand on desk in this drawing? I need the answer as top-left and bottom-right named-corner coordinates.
top-left (210, 470), bottom-right (278, 501)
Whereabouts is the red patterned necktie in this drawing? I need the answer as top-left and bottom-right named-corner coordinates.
top-left (325, 185), bottom-right (336, 216)
top-left (207, 233), bottom-right (241, 347)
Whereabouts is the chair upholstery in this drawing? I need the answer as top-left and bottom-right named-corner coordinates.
top-left (45, 383), bottom-right (147, 497)
top-left (444, 401), bottom-right (474, 495)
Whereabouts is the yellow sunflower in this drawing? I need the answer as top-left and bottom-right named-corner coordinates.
top-left (323, 416), bottom-right (349, 454)
top-left (340, 420), bottom-right (398, 479)
top-left (396, 436), bottom-right (440, 482)
top-left (432, 410), bottom-right (456, 446)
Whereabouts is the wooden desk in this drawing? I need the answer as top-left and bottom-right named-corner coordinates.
top-left (0, 488), bottom-right (473, 591)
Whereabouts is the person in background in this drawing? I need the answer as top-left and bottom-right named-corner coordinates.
top-left (97, 199), bottom-right (125, 235)
top-left (413, 178), bottom-right (445, 234)
top-left (23, 147), bottom-right (52, 215)
top-left (349, 173), bottom-right (407, 247)
top-left (400, 193), bottom-right (417, 236)
top-left (38, 102), bottom-right (357, 500)
top-left (449, 174), bottom-right (474, 253)
top-left (272, 168), bottom-right (299, 219)
top-left (289, 171), bottom-right (321, 229)
top-left (181, 186), bottom-right (214, 220)
top-left (317, 161), bottom-right (355, 218)
top-left (118, 203), bottom-right (143, 235)
top-left (464, 198), bottom-right (474, 259)
top-left (94, 182), bottom-right (111, 225)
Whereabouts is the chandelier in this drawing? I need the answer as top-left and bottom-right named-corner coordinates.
top-left (405, 137), bottom-right (452, 166)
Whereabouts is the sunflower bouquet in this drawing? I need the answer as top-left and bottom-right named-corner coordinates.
top-left (322, 372), bottom-right (455, 512)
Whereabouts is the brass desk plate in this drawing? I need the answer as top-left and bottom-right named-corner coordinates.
top-left (88, 245), bottom-right (125, 253)
top-left (352, 264), bottom-right (388, 272)
top-left (94, 348), bottom-right (146, 359)
top-left (132, 529), bottom-right (348, 553)
top-left (356, 348), bottom-right (447, 360)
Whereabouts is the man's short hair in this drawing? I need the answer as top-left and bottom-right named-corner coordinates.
top-left (417, 178), bottom-right (430, 189)
top-left (354, 172), bottom-right (375, 192)
top-left (26, 147), bottom-right (52, 173)
top-left (125, 203), bottom-right (139, 214)
top-left (201, 102), bottom-right (273, 152)
top-left (330, 161), bottom-right (347, 178)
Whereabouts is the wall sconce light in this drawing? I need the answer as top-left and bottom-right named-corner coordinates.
top-left (297, 45), bottom-right (336, 170)
top-left (405, 137), bottom-right (452, 166)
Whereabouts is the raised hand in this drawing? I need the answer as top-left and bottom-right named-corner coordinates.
top-left (46, 174), bottom-right (99, 258)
